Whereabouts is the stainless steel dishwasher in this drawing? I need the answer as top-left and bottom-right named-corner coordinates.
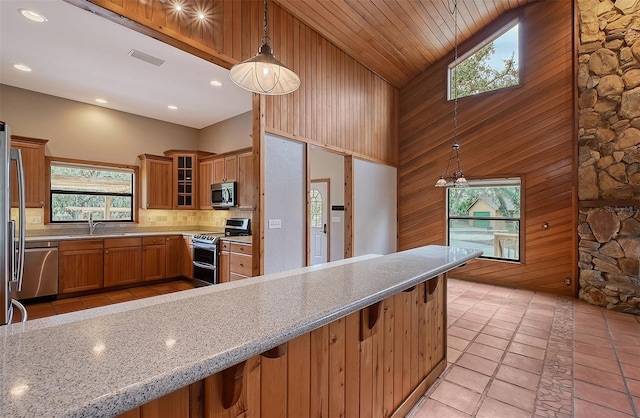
top-left (13, 241), bottom-right (59, 300)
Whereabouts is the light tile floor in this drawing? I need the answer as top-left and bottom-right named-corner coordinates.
top-left (408, 278), bottom-right (640, 418)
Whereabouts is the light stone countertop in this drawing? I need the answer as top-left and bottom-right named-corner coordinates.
top-left (25, 229), bottom-right (223, 242)
top-left (0, 245), bottom-right (481, 418)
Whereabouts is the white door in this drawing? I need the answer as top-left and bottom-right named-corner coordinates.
top-left (310, 180), bottom-right (329, 265)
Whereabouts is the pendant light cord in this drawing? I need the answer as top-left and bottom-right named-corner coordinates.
top-left (448, 0), bottom-right (459, 147)
top-left (262, 0), bottom-right (271, 46)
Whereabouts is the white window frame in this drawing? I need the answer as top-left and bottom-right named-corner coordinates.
top-left (448, 17), bottom-right (521, 101)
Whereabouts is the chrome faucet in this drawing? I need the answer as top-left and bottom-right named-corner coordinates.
top-left (88, 213), bottom-right (102, 235)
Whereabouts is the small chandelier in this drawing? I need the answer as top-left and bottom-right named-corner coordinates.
top-left (435, 0), bottom-right (468, 188)
top-left (229, 0), bottom-right (300, 95)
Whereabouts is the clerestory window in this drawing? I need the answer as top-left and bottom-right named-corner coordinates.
top-left (449, 19), bottom-right (520, 100)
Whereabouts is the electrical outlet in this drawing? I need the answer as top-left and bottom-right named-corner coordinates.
top-left (147, 216), bottom-right (152, 222)
top-left (268, 219), bottom-right (282, 229)
top-left (31, 216), bottom-right (42, 224)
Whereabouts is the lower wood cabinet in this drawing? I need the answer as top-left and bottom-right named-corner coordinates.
top-left (58, 235), bottom-right (193, 295)
top-left (182, 236), bottom-right (193, 279)
top-left (59, 240), bottom-right (104, 294)
top-left (165, 235), bottom-right (183, 279)
top-left (142, 236), bottom-right (166, 282)
top-left (219, 241), bottom-right (252, 283)
top-left (117, 278), bottom-right (446, 418)
top-left (104, 238), bottom-right (142, 287)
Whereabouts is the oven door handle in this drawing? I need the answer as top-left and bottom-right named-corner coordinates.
top-left (193, 261), bottom-right (216, 271)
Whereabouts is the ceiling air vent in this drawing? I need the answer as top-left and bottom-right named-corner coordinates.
top-left (128, 49), bottom-right (165, 67)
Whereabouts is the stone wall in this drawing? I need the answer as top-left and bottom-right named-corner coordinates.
top-left (577, 0), bottom-right (640, 313)
top-left (579, 207), bottom-right (640, 313)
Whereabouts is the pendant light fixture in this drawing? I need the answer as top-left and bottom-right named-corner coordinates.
top-left (229, 0), bottom-right (300, 95)
top-left (435, 0), bottom-right (468, 188)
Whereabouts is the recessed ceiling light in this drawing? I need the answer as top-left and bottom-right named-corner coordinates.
top-left (13, 64), bottom-right (32, 72)
top-left (18, 9), bottom-right (47, 23)
top-left (210, 80), bottom-right (223, 87)
top-left (175, 5), bottom-right (183, 11)
top-left (95, 98), bottom-right (108, 104)
top-left (168, 105), bottom-right (178, 110)
top-left (197, 12), bottom-right (205, 20)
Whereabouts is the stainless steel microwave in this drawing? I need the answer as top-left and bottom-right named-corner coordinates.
top-left (211, 182), bottom-right (237, 209)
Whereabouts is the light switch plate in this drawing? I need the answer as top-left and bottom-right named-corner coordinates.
top-left (268, 219), bottom-right (282, 229)
top-left (331, 217), bottom-right (341, 223)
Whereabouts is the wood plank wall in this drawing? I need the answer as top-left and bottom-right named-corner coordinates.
top-left (83, 0), bottom-right (398, 166)
top-left (398, 0), bottom-right (576, 296)
top-left (117, 277), bottom-right (446, 418)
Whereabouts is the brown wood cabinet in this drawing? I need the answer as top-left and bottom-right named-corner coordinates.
top-left (167, 152), bottom-right (197, 210)
top-left (142, 236), bottom-right (166, 281)
top-left (138, 154), bottom-right (173, 210)
top-left (11, 136), bottom-right (47, 208)
top-left (165, 235), bottom-right (184, 279)
top-left (213, 155), bottom-right (237, 184)
top-left (59, 240), bottom-right (104, 294)
top-left (182, 236), bottom-right (193, 279)
top-left (219, 241), bottom-right (252, 283)
top-left (104, 238), bottom-right (142, 287)
top-left (237, 151), bottom-right (253, 210)
top-left (198, 158), bottom-right (214, 210)
top-left (219, 243), bottom-right (231, 284)
top-left (118, 278), bottom-right (446, 418)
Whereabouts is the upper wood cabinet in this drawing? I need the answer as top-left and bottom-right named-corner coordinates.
top-left (198, 158), bottom-right (214, 210)
top-left (11, 136), bottom-right (47, 208)
top-left (138, 154), bottom-right (173, 210)
top-left (237, 151), bottom-right (253, 210)
top-left (213, 155), bottom-right (237, 184)
top-left (164, 150), bottom-right (214, 210)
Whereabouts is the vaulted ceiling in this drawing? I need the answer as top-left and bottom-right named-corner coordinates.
top-left (276, 0), bottom-right (537, 88)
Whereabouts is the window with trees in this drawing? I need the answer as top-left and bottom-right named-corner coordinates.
top-left (447, 178), bottom-right (521, 262)
top-left (449, 19), bottom-right (520, 100)
top-left (50, 161), bottom-right (135, 223)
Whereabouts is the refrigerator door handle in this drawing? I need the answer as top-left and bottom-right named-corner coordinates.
top-left (10, 148), bottom-right (26, 292)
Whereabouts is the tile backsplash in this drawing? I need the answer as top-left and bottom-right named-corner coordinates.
top-left (16, 208), bottom-right (253, 233)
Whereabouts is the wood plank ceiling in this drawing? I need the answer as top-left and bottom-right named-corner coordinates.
top-left (275, 0), bottom-right (538, 88)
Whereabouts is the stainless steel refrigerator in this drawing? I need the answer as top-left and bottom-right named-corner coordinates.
top-left (1, 121), bottom-right (27, 325)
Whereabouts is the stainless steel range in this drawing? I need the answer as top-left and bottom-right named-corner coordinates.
top-left (192, 218), bottom-right (250, 286)
top-left (192, 233), bottom-right (224, 286)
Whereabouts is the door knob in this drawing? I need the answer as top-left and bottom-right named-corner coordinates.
top-left (323, 224), bottom-right (327, 234)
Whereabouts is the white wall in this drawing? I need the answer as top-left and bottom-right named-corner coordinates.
top-left (198, 111), bottom-right (252, 154)
top-left (309, 146), bottom-right (344, 261)
top-left (0, 85), bottom-right (199, 165)
top-left (264, 134), bottom-right (306, 274)
top-left (354, 158), bottom-right (397, 256)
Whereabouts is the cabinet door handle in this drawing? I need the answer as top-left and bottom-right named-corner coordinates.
top-left (105, 250), bottom-right (109, 254)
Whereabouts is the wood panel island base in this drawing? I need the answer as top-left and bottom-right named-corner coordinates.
top-left (1, 246), bottom-right (481, 418)
top-left (120, 279), bottom-right (445, 418)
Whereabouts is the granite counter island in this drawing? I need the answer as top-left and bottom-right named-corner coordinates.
top-left (1, 245), bottom-right (481, 418)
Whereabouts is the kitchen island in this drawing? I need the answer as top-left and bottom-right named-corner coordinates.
top-left (1, 245), bottom-right (481, 418)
